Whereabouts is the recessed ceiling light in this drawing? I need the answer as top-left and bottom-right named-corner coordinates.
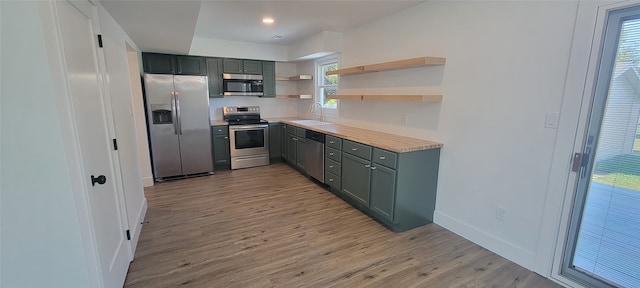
top-left (262, 18), bottom-right (274, 24)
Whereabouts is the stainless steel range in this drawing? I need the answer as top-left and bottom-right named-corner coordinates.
top-left (223, 106), bottom-right (269, 169)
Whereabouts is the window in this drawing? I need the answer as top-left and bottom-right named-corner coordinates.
top-left (316, 56), bottom-right (339, 109)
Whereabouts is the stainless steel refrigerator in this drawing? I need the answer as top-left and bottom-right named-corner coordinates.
top-left (144, 74), bottom-right (213, 181)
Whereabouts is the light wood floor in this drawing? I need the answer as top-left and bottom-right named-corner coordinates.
top-left (124, 163), bottom-right (562, 288)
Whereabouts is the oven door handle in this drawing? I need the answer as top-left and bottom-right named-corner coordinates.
top-left (229, 124), bottom-right (268, 130)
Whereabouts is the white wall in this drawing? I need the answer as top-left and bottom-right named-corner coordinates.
top-left (97, 3), bottom-right (147, 254)
top-left (209, 97), bottom-right (299, 121)
top-left (190, 37), bottom-right (288, 61)
top-left (320, 1), bottom-right (579, 270)
top-left (126, 45), bottom-right (154, 187)
top-left (288, 31), bottom-right (343, 61)
top-left (0, 2), bottom-right (92, 287)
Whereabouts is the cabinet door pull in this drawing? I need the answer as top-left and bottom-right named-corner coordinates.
top-left (224, 136), bottom-right (228, 139)
top-left (329, 165), bottom-right (334, 168)
top-left (328, 178), bottom-right (334, 182)
top-left (371, 166), bottom-right (376, 170)
top-left (352, 148), bottom-right (358, 151)
top-left (329, 152), bottom-right (334, 156)
top-left (379, 156), bottom-right (386, 160)
top-left (329, 140), bottom-right (335, 144)
top-left (364, 164), bottom-right (371, 168)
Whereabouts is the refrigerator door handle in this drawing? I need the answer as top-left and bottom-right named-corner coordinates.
top-left (171, 91), bottom-right (178, 135)
top-left (175, 91), bottom-right (182, 135)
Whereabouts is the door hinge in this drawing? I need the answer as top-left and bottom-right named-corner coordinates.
top-left (112, 139), bottom-right (118, 150)
top-left (126, 229), bottom-right (131, 241)
top-left (97, 34), bottom-right (103, 48)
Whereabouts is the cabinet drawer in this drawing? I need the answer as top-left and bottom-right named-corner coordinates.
top-left (326, 147), bottom-right (341, 162)
top-left (212, 125), bottom-right (229, 136)
top-left (373, 148), bottom-right (397, 169)
top-left (286, 125), bottom-right (297, 136)
top-left (343, 140), bottom-right (372, 160)
top-left (295, 127), bottom-right (306, 138)
top-left (326, 135), bottom-right (342, 150)
top-left (325, 172), bottom-right (341, 192)
top-left (325, 158), bottom-right (341, 176)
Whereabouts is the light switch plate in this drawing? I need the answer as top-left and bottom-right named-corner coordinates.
top-left (545, 112), bottom-right (559, 129)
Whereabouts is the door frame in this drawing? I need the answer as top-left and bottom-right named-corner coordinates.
top-left (37, 0), bottom-right (131, 286)
top-left (533, 0), bottom-right (640, 287)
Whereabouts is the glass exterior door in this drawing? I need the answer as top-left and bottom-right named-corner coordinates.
top-left (563, 5), bottom-right (640, 288)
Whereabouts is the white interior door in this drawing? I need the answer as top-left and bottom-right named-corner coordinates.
top-left (55, 1), bottom-right (130, 286)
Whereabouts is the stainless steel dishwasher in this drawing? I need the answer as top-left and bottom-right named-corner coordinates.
top-left (305, 130), bottom-right (325, 182)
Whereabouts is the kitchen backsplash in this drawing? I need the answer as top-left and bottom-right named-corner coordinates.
top-left (208, 97), bottom-right (299, 120)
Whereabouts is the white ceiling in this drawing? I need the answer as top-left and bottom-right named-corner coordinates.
top-left (100, 0), bottom-right (424, 55)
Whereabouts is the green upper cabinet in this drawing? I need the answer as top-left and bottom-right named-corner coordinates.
top-left (176, 55), bottom-right (206, 76)
top-left (222, 59), bottom-right (242, 73)
top-left (262, 61), bottom-right (276, 98)
top-left (206, 58), bottom-right (223, 98)
top-left (222, 59), bottom-right (263, 74)
top-left (143, 52), bottom-right (175, 74)
top-left (143, 53), bottom-right (206, 75)
top-left (243, 60), bottom-right (262, 74)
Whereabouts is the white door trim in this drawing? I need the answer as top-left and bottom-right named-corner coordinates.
top-left (37, 1), bottom-right (103, 286)
top-left (536, 0), bottom-right (640, 287)
top-left (37, 0), bottom-right (133, 286)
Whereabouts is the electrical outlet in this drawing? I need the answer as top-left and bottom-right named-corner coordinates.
top-left (496, 206), bottom-right (506, 221)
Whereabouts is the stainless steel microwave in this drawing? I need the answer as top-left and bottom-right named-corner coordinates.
top-left (222, 74), bottom-right (264, 96)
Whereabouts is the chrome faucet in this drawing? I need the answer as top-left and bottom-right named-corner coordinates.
top-left (310, 101), bottom-right (324, 122)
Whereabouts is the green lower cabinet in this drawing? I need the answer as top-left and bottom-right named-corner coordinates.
top-left (325, 172), bottom-right (341, 192)
top-left (281, 124), bottom-right (287, 159)
top-left (269, 123), bottom-right (281, 162)
top-left (295, 137), bottom-right (306, 171)
top-left (341, 153), bottom-right (371, 206)
top-left (285, 129), bottom-right (306, 171)
top-left (211, 125), bottom-right (230, 170)
top-left (286, 133), bottom-right (297, 164)
top-left (369, 164), bottom-right (397, 222)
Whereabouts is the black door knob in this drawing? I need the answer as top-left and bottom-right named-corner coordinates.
top-left (91, 175), bottom-right (106, 186)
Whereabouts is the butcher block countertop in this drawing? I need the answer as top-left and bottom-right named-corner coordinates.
top-left (210, 120), bottom-right (228, 126)
top-left (211, 118), bottom-right (442, 152)
top-left (280, 119), bottom-right (442, 153)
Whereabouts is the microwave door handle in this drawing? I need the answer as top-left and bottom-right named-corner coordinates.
top-left (171, 92), bottom-right (178, 135)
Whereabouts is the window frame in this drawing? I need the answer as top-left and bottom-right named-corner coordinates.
top-left (315, 55), bottom-right (340, 113)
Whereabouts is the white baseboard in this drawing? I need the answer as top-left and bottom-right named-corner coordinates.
top-left (434, 211), bottom-right (536, 270)
top-left (129, 198), bottom-right (147, 258)
top-left (142, 176), bottom-right (153, 187)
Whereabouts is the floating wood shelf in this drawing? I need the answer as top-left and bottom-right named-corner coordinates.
top-left (275, 75), bottom-right (313, 81)
top-left (276, 94), bottom-right (313, 99)
top-left (326, 57), bottom-right (446, 76)
top-left (326, 67), bottom-right (364, 76)
top-left (327, 94), bottom-right (443, 103)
